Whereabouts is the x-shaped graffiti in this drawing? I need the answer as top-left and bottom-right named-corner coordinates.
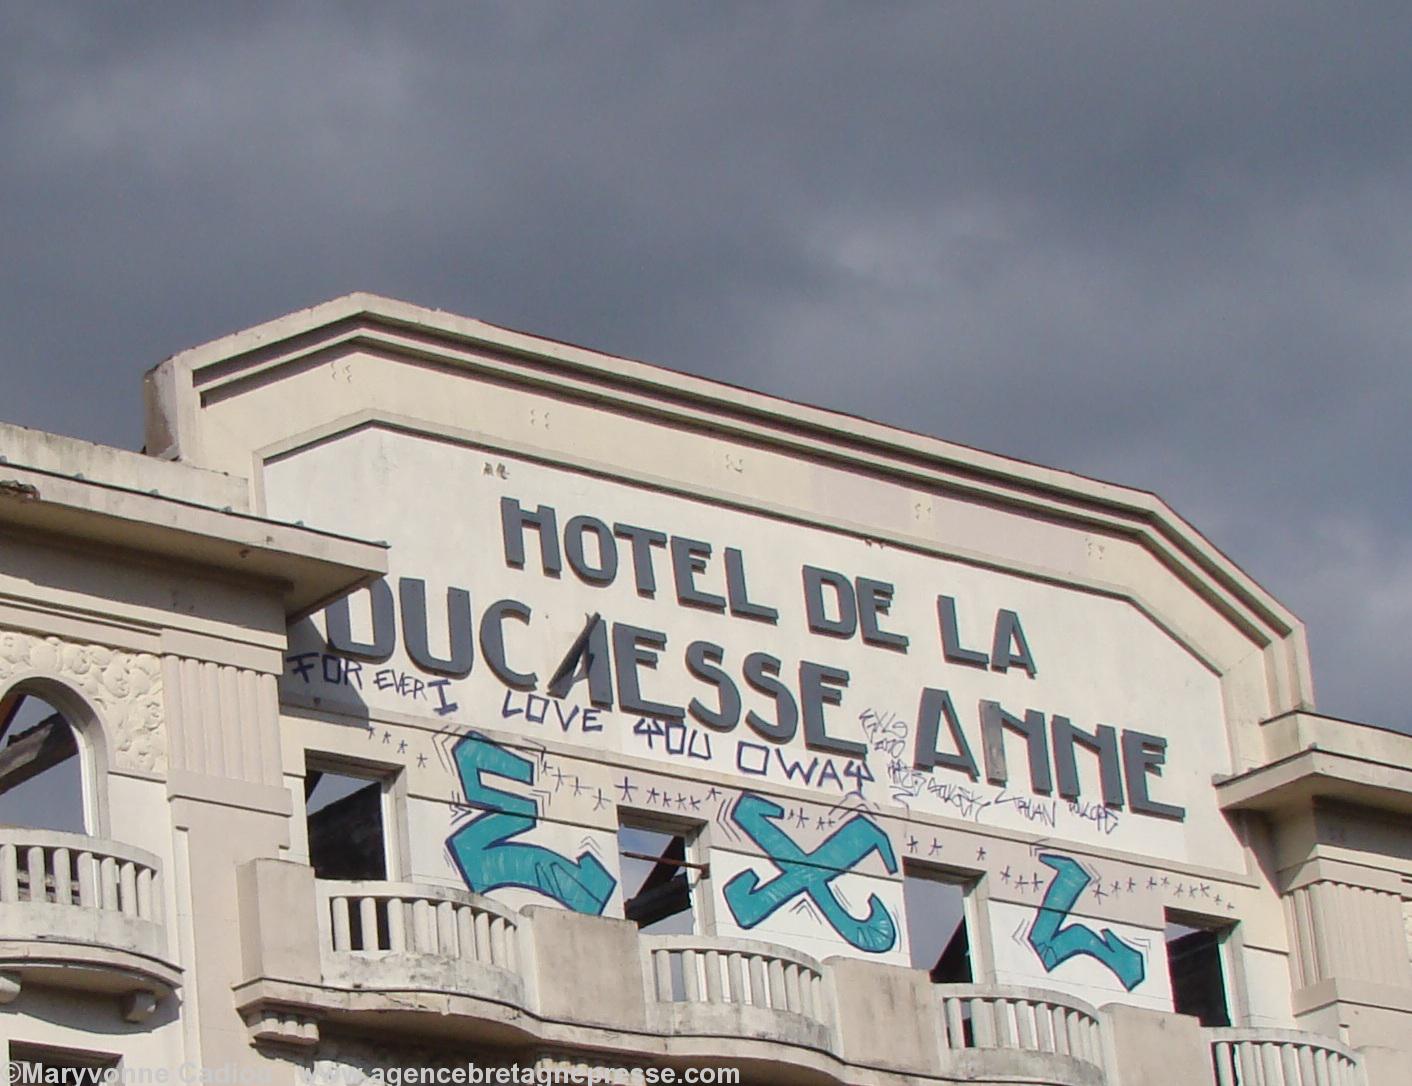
top-left (724, 792), bottom-right (899, 953)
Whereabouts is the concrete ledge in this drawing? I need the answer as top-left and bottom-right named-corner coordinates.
top-left (0, 939), bottom-right (180, 997)
top-left (0, 461), bottom-right (385, 619)
top-left (1216, 749), bottom-right (1412, 816)
top-left (169, 769), bottom-right (294, 816)
top-left (1292, 978), bottom-right (1412, 1017)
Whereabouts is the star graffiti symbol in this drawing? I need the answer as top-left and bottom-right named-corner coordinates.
top-left (705, 787), bottom-right (722, 802)
top-left (617, 777), bottom-right (638, 802)
top-left (592, 788), bottom-right (610, 812)
top-left (1147, 877), bottom-right (1158, 891)
top-left (1000, 866), bottom-right (1013, 884)
top-left (1198, 883), bottom-right (1211, 898)
top-left (1126, 878), bottom-right (1137, 893)
top-left (1161, 876), bottom-right (1170, 887)
top-left (397, 739), bottom-right (408, 754)
top-left (906, 835), bottom-right (919, 853)
top-left (975, 846), bottom-right (985, 860)
top-left (416, 753), bottom-right (428, 768)
top-left (794, 809), bottom-right (810, 829)
top-left (1092, 883), bottom-right (1108, 903)
top-left (1214, 893), bottom-right (1223, 905)
top-left (689, 796), bottom-right (702, 812)
top-left (571, 779), bottom-right (586, 797)
top-left (1111, 880), bottom-right (1123, 895)
top-left (929, 838), bottom-right (943, 856)
top-left (659, 792), bottom-right (674, 809)
top-left (676, 792), bottom-right (688, 808)
top-left (645, 788), bottom-right (660, 805)
top-left (382, 731), bottom-right (392, 744)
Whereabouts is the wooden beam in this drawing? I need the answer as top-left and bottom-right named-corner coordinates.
top-left (0, 691), bottom-right (24, 742)
top-left (0, 714), bottom-right (76, 795)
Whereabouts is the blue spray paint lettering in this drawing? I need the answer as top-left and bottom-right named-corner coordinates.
top-left (428, 679), bottom-right (458, 717)
top-left (445, 732), bottom-right (616, 915)
top-left (1028, 853), bottom-right (1145, 990)
top-left (723, 792), bottom-right (898, 953)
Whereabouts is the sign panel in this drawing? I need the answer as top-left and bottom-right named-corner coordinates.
top-left (268, 425), bottom-right (1239, 986)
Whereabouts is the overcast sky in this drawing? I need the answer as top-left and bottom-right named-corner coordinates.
top-left (3, 3), bottom-right (1410, 729)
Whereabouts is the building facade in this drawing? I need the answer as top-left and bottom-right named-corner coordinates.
top-left (1, 293), bottom-right (1410, 1084)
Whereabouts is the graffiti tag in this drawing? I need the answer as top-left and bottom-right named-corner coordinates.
top-left (723, 792), bottom-right (898, 953)
top-left (1028, 853), bottom-right (1145, 990)
top-left (445, 732), bottom-right (616, 915)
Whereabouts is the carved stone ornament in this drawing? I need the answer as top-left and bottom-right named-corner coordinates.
top-left (0, 631), bottom-right (166, 774)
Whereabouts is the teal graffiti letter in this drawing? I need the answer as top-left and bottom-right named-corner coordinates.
top-left (724, 792), bottom-right (898, 953)
top-left (1028, 853), bottom-right (1145, 990)
top-left (446, 732), bottom-right (615, 915)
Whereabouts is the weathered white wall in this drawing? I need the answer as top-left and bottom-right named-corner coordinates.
top-left (0, 987), bottom-right (186, 1076)
top-left (263, 421), bottom-right (1264, 995)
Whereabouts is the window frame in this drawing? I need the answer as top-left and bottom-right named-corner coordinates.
top-left (7, 1041), bottom-right (120, 1078)
top-left (1163, 907), bottom-right (1246, 1027)
top-left (616, 808), bottom-right (712, 936)
top-left (0, 677), bottom-right (108, 838)
top-left (902, 858), bottom-right (994, 984)
top-left (301, 752), bottom-right (409, 882)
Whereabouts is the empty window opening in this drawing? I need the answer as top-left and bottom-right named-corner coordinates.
top-left (904, 870), bottom-right (974, 983)
top-left (618, 819), bottom-right (703, 936)
top-left (1165, 913), bottom-right (1231, 1027)
top-left (0, 691), bottom-right (86, 834)
top-left (306, 765), bottom-right (388, 881)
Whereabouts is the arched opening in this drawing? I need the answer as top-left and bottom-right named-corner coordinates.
top-left (0, 686), bottom-right (89, 835)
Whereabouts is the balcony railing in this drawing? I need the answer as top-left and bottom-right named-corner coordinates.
top-left (0, 831), bottom-right (160, 920)
top-left (314, 879), bottom-right (525, 1004)
top-left (935, 984), bottom-right (1104, 1064)
top-left (643, 933), bottom-right (829, 1025)
top-left (235, 862), bottom-right (1366, 1086)
top-left (321, 879), bottom-right (519, 968)
top-left (1208, 1027), bottom-right (1365, 1086)
top-left (0, 827), bottom-right (176, 1017)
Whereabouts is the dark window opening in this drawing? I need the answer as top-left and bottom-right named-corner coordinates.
top-left (306, 766), bottom-right (387, 881)
top-left (618, 819), bottom-right (700, 935)
top-left (1166, 914), bottom-right (1231, 1027)
top-left (905, 870), bottom-right (974, 983)
top-left (0, 691), bottom-right (85, 834)
top-left (9, 1043), bottom-right (117, 1076)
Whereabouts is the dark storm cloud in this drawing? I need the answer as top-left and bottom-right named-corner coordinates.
top-left (2, 2), bottom-right (1411, 726)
